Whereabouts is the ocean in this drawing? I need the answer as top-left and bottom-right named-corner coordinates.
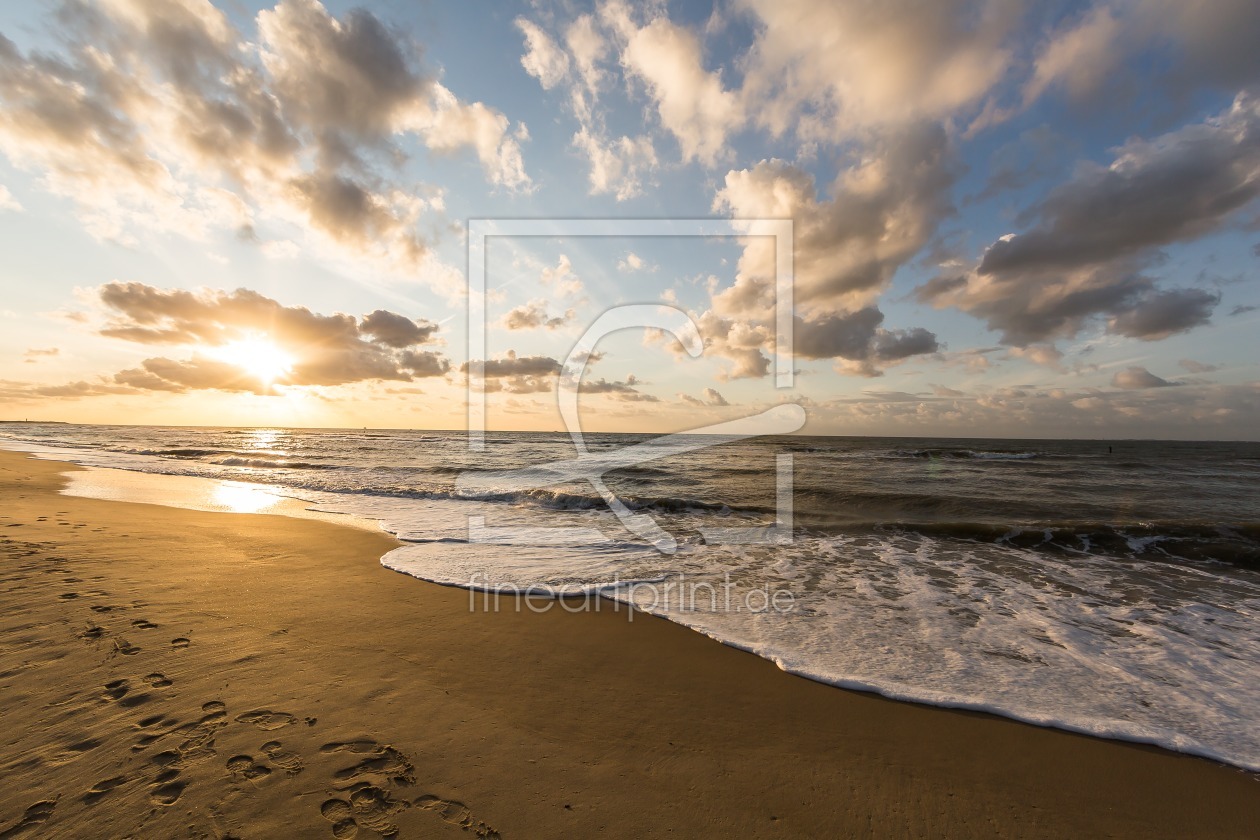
top-left (3, 423), bottom-right (1259, 772)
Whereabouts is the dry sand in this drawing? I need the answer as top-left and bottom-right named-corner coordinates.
top-left (1, 449), bottom-right (1257, 838)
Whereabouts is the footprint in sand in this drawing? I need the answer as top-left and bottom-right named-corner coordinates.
top-left (102, 679), bottom-right (130, 701)
top-left (131, 619), bottom-right (159, 630)
top-left (148, 779), bottom-right (186, 806)
top-left (235, 710), bottom-right (297, 731)
top-left (321, 741), bottom-right (416, 788)
top-left (318, 789), bottom-right (502, 840)
top-left (225, 755), bottom-right (272, 782)
top-left (82, 776), bottom-right (131, 805)
top-left (0, 798), bottom-right (58, 838)
top-left (142, 673), bottom-right (173, 688)
top-left (77, 625), bottom-right (105, 642)
top-left (110, 638), bottom-right (141, 657)
top-left (170, 637), bottom-right (190, 649)
top-left (260, 741), bottom-right (304, 775)
top-left (415, 795), bottom-right (502, 838)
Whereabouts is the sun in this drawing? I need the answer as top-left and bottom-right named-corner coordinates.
top-left (212, 336), bottom-right (295, 385)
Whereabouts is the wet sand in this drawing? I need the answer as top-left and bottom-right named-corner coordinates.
top-left (1, 449), bottom-right (1257, 838)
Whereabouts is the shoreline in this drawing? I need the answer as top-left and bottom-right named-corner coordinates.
top-left (23, 441), bottom-right (1260, 773)
top-left (2, 449), bottom-right (1258, 837)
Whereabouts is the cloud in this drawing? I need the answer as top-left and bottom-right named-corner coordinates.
top-left (359, 309), bottom-right (439, 348)
top-left (678, 386), bottom-right (731, 408)
top-left (571, 127), bottom-right (657, 200)
top-left (462, 352), bottom-right (562, 394)
top-left (1026, 1), bottom-right (1260, 104)
top-left (915, 97), bottom-right (1260, 346)
top-left (579, 374), bottom-right (659, 402)
top-left (1024, 6), bottom-right (1123, 104)
top-left (932, 384), bottom-right (966, 397)
top-left (979, 94), bottom-right (1260, 279)
top-left (117, 355), bottom-right (271, 394)
top-left (617, 252), bottom-right (654, 272)
top-left (0, 184), bottom-right (20, 211)
top-left (0, 0), bottom-right (528, 276)
top-left (516, 18), bottom-right (569, 90)
top-left (539, 254), bottom-right (584, 296)
top-left (1231, 304), bottom-right (1258, 316)
top-left (1180, 359), bottom-right (1220, 374)
top-left (619, 16), bottom-right (741, 165)
top-left (91, 282), bottom-right (449, 392)
top-left (793, 308), bottom-right (940, 377)
top-left (502, 301), bottom-right (573, 330)
top-left (737, 0), bottom-right (1016, 142)
top-left (22, 348), bottom-right (59, 363)
top-left (1111, 366), bottom-right (1174, 390)
top-left (1107, 288), bottom-right (1219, 340)
top-left (714, 123), bottom-right (956, 314)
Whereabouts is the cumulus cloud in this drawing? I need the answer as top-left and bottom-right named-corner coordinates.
top-left (680, 387), bottom-right (730, 408)
top-left (571, 127), bottom-right (657, 200)
top-left (1107, 288), bottom-right (1219, 341)
top-left (516, 18), bottom-right (570, 90)
top-left (89, 282), bottom-right (449, 393)
top-left (737, 0), bottom-right (1016, 142)
top-left (462, 352), bottom-right (562, 394)
top-left (578, 373), bottom-right (659, 402)
top-left (539, 254), bottom-right (584, 296)
top-left (0, 0), bottom-right (529, 278)
top-left (794, 309), bottom-right (940, 377)
top-left (619, 16), bottom-right (741, 165)
top-left (915, 95), bottom-right (1260, 346)
top-left (617, 252), bottom-right (654, 272)
top-left (979, 94), bottom-right (1260, 278)
top-left (1111, 366), bottom-right (1175, 390)
top-left (502, 301), bottom-right (574, 331)
top-left (715, 123), bottom-right (956, 314)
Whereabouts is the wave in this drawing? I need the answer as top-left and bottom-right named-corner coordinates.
top-left (888, 448), bottom-right (1040, 461)
top-left (870, 521), bottom-right (1260, 567)
top-left (210, 457), bottom-right (334, 470)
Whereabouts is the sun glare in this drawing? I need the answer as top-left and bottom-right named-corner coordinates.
top-left (212, 337), bottom-right (295, 385)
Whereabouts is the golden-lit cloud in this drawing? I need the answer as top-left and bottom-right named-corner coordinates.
top-left (87, 282), bottom-right (451, 394)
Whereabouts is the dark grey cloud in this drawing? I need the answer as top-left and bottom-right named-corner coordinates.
top-left (1112, 366), bottom-right (1174, 390)
top-left (1107, 288), bottom-right (1219, 340)
top-left (461, 353), bottom-right (562, 394)
top-left (360, 309), bottom-right (438, 348)
top-left (1231, 304), bottom-right (1258, 316)
top-left (793, 308), bottom-right (940, 377)
top-left (979, 94), bottom-right (1260, 278)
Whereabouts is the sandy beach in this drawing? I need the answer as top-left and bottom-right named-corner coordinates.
top-left (1, 449), bottom-right (1257, 839)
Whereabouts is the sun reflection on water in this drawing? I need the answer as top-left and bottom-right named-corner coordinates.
top-left (209, 481), bottom-right (281, 514)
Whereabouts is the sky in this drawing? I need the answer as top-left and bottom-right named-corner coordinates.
top-left (0, 0), bottom-right (1257, 439)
